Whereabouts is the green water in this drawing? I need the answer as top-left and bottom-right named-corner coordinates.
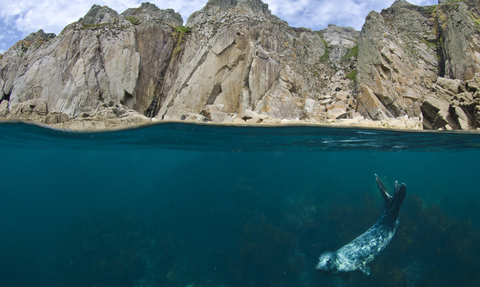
top-left (0, 122), bottom-right (479, 287)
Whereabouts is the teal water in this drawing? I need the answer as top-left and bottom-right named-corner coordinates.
top-left (1, 122), bottom-right (480, 287)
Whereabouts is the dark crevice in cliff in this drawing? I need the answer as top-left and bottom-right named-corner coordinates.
top-left (133, 23), bottom-right (178, 118)
top-left (244, 63), bottom-right (251, 89)
top-left (146, 29), bottom-right (190, 119)
top-left (1, 92), bottom-right (11, 103)
top-left (243, 62), bottom-right (253, 108)
top-left (386, 100), bottom-right (403, 118)
top-left (145, 84), bottom-right (165, 118)
top-left (434, 18), bottom-right (446, 78)
top-left (122, 91), bottom-right (134, 109)
top-left (145, 97), bottom-right (159, 118)
top-left (377, 98), bottom-right (395, 118)
top-left (140, 66), bottom-right (168, 118)
top-left (206, 83), bottom-right (222, 105)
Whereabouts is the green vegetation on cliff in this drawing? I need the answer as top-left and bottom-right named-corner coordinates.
top-left (172, 26), bottom-right (192, 57)
top-left (80, 22), bottom-right (111, 30)
top-left (317, 33), bottom-right (330, 62)
top-left (175, 26), bottom-right (192, 34)
top-left (343, 44), bottom-right (358, 60)
top-left (346, 69), bottom-right (357, 82)
top-left (126, 16), bottom-right (141, 25)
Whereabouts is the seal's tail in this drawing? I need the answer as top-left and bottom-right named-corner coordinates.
top-left (375, 174), bottom-right (406, 220)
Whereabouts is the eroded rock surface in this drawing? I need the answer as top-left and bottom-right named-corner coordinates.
top-left (356, 0), bottom-right (480, 130)
top-left (0, 4), bottom-right (179, 119)
top-left (356, 1), bottom-right (439, 121)
top-left (158, 0), bottom-right (330, 122)
top-left (421, 73), bottom-right (480, 130)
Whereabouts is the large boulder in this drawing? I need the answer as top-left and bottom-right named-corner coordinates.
top-left (421, 73), bottom-right (480, 130)
top-left (200, 105), bottom-right (233, 122)
top-left (0, 100), bottom-right (8, 117)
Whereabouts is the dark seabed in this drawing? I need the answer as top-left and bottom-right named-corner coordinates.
top-left (1, 122), bottom-right (480, 287)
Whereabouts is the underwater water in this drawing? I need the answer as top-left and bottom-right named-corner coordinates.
top-left (1, 122), bottom-right (480, 287)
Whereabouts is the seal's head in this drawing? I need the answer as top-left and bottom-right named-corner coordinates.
top-left (316, 251), bottom-right (338, 273)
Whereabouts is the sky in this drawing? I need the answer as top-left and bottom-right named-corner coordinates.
top-left (0, 0), bottom-right (438, 54)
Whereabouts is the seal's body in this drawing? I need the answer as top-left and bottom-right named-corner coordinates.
top-left (316, 174), bottom-right (406, 275)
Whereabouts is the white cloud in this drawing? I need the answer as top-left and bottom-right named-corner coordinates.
top-left (0, 0), bottom-right (210, 51)
top-left (266, 0), bottom-right (438, 30)
top-left (409, 0), bottom-right (438, 5)
top-left (153, 0), bottom-right (208, 19)
top-left (0, 0), bottom-right (206, 36)
top-left (0, 0), bottom-right (439, 52)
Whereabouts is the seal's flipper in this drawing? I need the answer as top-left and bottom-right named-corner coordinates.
top-left (375, 174), bottom-right (392, 203)
top-left (389, 181), bottom-right (406, 220)
top-left (394, 181), bottom-right (407, 202)
top-left (375, 175), bottom-right (406, 221)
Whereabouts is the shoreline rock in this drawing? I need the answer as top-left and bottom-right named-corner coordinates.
top-left (0, 100), bottom-right (423, 131)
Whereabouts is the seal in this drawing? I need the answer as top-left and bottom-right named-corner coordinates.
top-left (316, 174), bottom-right (406, 275)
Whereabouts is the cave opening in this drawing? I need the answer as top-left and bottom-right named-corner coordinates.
top-left (121, 91), bottom-right (135, 109)
top-left (1, 91), bottom-right (11, 103)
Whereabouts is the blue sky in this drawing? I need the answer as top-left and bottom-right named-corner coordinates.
top-left (0, 0), bottom-right (438, 54)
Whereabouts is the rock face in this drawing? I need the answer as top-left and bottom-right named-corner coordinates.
top-left (356, 0), bottom-right (480, 129)
top-left (0, 0), bottom-right (360, 127)
top-left (357, 1), bottom-right (439, 121)
top-left (1, 6), bottom-right (139, 116)
top-left (0, 4), bottom-right (180, 118)
top-left (421, 74), bottom-right (480, 130)
top-left (158, 0), bottom-right (334, 122)
top-left (1, 0), bottom-right (480, 130)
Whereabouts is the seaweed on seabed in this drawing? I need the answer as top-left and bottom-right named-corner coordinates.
top-left (415, 200), bottom-right (480, 287)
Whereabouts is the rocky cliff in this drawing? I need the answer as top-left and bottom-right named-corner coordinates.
top-left (357, 0), bottom-right (480, 130)
top-left (1, 0), bottom-right (480, 130)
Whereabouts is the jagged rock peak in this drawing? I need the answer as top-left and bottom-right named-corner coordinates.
top-left (80, 5), bottom-right (120, 25)
top-left (391, 0), bottom-right (411, 7)
top-left (22, 30), bottom-right (56, 44)
top-left (321, 24), bottom-right (359, 41)
top-left (122, 2), bottom-right (183, 27)
top-left (187, 0), bottom-right (279, 27)
top-left (6, 29), bottom-right (56, 54)
top-left (320, 24), bottom-right (360, 65)
top-left (206, 0), bottom-right (271, 15)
